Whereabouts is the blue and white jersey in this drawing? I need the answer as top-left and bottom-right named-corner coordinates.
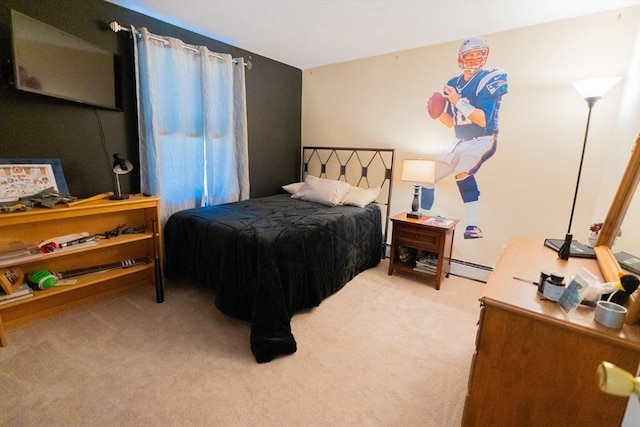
top-left (445, 68), bottom-right (508, 141)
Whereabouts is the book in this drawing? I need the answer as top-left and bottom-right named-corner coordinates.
top-left (0, 282), bottom-right (33, 304)
top-left (543, 239), bottom-right (595, 259)
top-left (0, 292), bottom-right (34, 305)
top-left (419, 216), bottom-right (455, 228)
top-left (413, 265), bottom-right (436, 274)
top-left (0, 241), bottom-right (33, 257)
top-left (615, 251), bottom-right (640, 275)
top-left (0, 241), bottom-right (42, 267)
top-left (414, 255), bottom-right (438, 274)
top-left (0, 252), bottom-right (43, 268)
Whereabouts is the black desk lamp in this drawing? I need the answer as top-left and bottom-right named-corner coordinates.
top-left (401, 159), bottom-right (435, 219)
top-left (109, 152), bottom-right (133, 200)
top-left (555, 77), bottom-right (621, 260)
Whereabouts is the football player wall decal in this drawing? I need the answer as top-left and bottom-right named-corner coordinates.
top-left (422, 36), bottom-right (508, 240)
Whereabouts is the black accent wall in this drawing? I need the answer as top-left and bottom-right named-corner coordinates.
top-left (0, 0), bottom-right (301, 199)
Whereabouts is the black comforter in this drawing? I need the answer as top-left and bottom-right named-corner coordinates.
top-left (163, 194), bottom-right (383, 362)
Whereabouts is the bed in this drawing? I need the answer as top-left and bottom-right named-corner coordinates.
top-left (163, 147), bottom-right (395, 362)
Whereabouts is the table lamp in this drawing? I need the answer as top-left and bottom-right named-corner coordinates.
top-left (401, 159), bottom-right (435, 219)
top-left (555, 76), bottom-right (621, 260)
top-left (109, 152), bottom-right (133, 200)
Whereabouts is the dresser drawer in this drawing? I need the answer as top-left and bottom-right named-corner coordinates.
top-left (396, 227), bottom-right (440, 250)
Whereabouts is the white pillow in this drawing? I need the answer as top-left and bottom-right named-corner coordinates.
top-left (282, 181), bottom-right (305, 195)
top-left (291, 175), bottom-right (352, 206)
top-left (341, 186), bottom-right (381, 208)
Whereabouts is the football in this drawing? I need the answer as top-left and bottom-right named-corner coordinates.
top-left (427, 92), bottom-right (446, 119)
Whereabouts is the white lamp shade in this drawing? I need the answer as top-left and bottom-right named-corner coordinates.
top-left (112, 153), bottom-right (133, 175)
top-left (114, 159), bottom-right (133, 175)
top-left (401, 159), bottom-right (435, 184)
top-left (572, 76), bottom-right (621, 99)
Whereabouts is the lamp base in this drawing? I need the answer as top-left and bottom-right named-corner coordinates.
top-left (109, 194), bottom-right (130, 200)
top-left (407, 184), bottom-right (421, 219)
top-left (557, 233), bottom-right (572, 260)
top-left (111, 174), bottom-right (129, 201)
top-left (543, 235), bottom-right (596, 259)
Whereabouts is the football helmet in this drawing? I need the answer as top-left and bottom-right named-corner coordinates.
top-left (458, 36), bottom-right (489, 73)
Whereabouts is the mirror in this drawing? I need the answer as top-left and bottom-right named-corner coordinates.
top-left (596, 134), bottom-right (640, 248)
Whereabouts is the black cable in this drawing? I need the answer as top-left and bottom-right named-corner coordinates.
top-left (94, 108), bottom-right (117, 189)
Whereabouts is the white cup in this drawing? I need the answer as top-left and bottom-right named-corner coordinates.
top-left (595, 300), bottom-right (627, 329)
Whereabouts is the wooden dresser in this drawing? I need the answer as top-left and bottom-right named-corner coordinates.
top-left (462, 237), bottom-right (640, 427)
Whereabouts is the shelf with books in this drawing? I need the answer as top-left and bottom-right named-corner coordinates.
top-left (2, 262), bottom-right (151, 304)
top-left (0, 234), bottom-right (152, 269)
top-left (0, 195), bottom-right (163, 346)
top-left (397, 246), bottom-right (439, 275)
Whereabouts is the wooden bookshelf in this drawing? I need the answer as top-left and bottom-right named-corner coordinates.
top-left (0, 195), bottom-right (163, 346)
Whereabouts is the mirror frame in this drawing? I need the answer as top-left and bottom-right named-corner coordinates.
top-left (596, 133), bottom-right (640, 247)
top-left (594, 133), bottom-right (640, 325)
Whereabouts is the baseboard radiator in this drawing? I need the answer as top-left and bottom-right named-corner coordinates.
top-left (383, 245), bottom-right (493, 283)
top-left (449, 258), bottom-right (493, 283)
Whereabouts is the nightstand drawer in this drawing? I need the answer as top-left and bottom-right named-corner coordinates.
top-left (397, 227), bottom-right (439, 250)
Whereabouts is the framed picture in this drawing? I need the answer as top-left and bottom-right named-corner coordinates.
top-left (0, 158), bottom-right (70, 202)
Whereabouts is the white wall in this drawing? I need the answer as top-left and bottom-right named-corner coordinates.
top-left (302, 6), bottom-right (640, 267)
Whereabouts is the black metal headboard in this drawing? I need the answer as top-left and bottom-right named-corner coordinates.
top-left (302, 146), bottom-right (395, 243)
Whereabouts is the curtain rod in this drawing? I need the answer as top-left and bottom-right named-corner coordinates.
top-left (109, 21), bottom-right (252, 70)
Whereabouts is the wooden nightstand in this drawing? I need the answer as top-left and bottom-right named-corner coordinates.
top-left (387, 212), bottom-right (458, 290)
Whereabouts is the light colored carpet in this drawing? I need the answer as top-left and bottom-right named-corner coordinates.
top-left (0, 259), bottom-right (485, 427)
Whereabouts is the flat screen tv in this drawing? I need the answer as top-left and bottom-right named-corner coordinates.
top-left (10, 10), bottom-right (122, 110)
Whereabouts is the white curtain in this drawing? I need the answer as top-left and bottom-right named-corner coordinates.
top-left (133, 27), bottom-right (249, 225)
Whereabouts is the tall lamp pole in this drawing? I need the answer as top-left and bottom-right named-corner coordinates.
top-left (557, 77), bottom-right (621, 260)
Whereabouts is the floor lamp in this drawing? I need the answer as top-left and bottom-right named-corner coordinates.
top-left (556, 76), bottom-right (621, 260)
top-left (401, 159), bottom-right (435, 219)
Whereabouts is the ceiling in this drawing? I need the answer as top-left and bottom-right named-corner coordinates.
top-left (105, 0), bottom-right (639, 70)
